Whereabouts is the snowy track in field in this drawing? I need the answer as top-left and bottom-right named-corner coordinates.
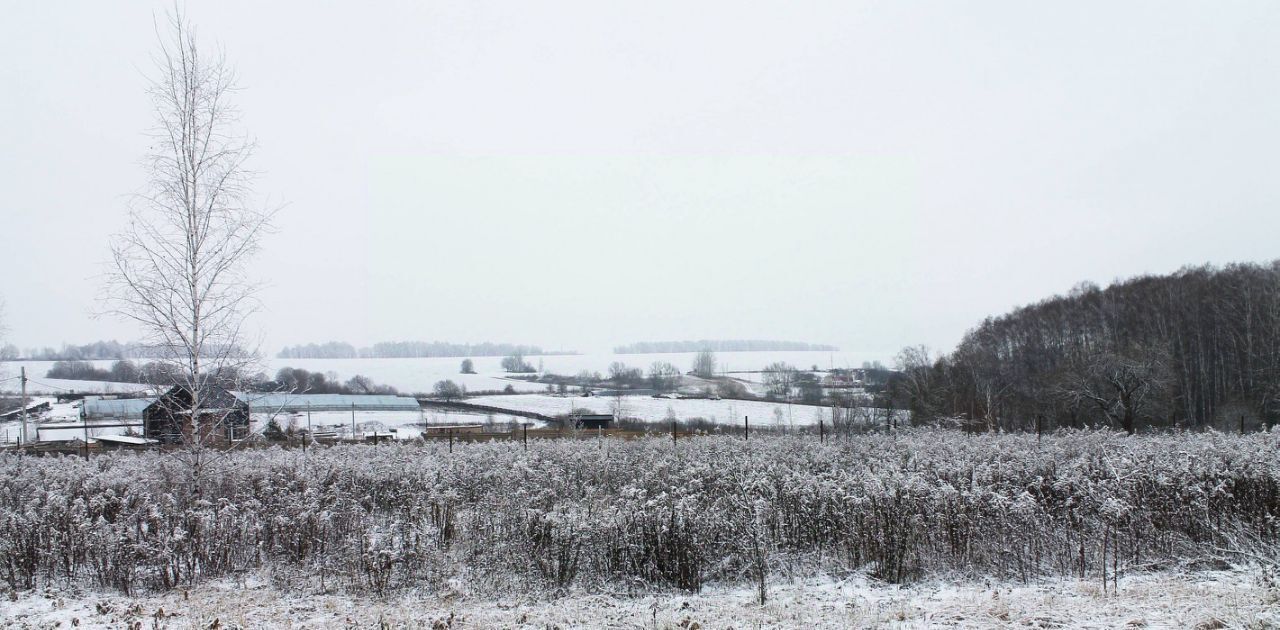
top-left (469, 393), bottom-right (849, 426)
top-left (6, 568), bottom-right (1275, 629)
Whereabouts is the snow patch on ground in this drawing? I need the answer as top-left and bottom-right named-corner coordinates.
top-left (4, 568), bottom-right (1276, 629)
top-left (257, 408), bottom-right (533, 437)
top-left (0, 397), bottom-right (91, 444)
top-left (469, 393), bottom-right (839, 426)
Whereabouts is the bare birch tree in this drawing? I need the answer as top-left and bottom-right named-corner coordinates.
top-left (105, 9), bottom-right (272, 482)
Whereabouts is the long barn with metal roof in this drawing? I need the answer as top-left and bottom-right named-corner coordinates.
top-left (238, 393), bottom-right (420, 413)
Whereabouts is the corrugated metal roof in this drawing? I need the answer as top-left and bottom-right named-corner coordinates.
top-left (94, 435), bottom-right (158, 445)
top-left (236, 393), bottom-right (421, 412)
top-left (82, 398), bottom-right (154, 419)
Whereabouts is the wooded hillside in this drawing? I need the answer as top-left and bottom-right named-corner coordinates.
top-left (898, 262), bottom-right (1280, 433)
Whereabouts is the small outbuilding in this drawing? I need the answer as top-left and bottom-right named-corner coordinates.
top-left (575, 414), bottom-right (614, 430)
top-left (144, 384), bottom-right (250, 444)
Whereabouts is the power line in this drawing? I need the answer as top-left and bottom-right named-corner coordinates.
top-left (25, 379), bottom-right (80, 392)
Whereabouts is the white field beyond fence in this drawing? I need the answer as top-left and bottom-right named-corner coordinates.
top-left (1, 350), bottom-right (882, 396)
top-left (259, 407), bottom-right (528, 437)
top-left (469, 393), bottom-right (868, 427)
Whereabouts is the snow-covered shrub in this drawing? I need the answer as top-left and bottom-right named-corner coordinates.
top-left (0, 429), bottom-right (1276, 596)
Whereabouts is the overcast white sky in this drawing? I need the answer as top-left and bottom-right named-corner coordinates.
top-left (3, 1), bottom-right (1279, 356)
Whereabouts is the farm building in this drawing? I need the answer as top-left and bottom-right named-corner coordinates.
top-left (144, 384), bottom-right (251, 444)
top-left (242, 393), bottom-right (420, 413)
top-left (82, 397), bottom-right (154, 421)
top-left (575, 414), bottom-right (614, 430)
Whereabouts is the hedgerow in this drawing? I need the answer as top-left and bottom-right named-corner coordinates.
top-left (0, 429), bottom-right (1276, 597)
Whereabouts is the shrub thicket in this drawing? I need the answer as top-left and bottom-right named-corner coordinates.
top-left (0, 430), bottom-right (1276, 596)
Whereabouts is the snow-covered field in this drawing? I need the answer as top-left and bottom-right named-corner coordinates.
top-left (470, 392), bottom-right (842, 426)
top-left (268, 351), bottom-right (879, 396)
top-left (6, 568), bottom-right (1275, 629)
top-left (1, 350), bottom-right (881, 397)
top-left (261, 407), bottom-right (530, 437)
top-left (0, 375), bottom-right (152, 396)
top-left (0, 397), bottom-right (536, 445)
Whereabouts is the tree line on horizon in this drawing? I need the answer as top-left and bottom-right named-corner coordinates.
top-left (277, 341), bottom-right (568, 359)
top-left (894, 262), bottom-right (1280, 434)
top-left (613, 340), bottom-right (839, 354)
top-left (4, 340), bottom-right (145, 361)
top-left (46, 360), bottom-right (400, 397)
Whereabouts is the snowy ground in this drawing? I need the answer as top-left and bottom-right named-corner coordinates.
top-left (2, 350), bottom-right (884, 399)
top-left (0, 397), bottom-right (96, 444)
top-left (0, 375), bottom-right (152, 396)
top-left (260, 408), bottom-right (533, 437)
top-left (469, 393), bottom-right (842, 426)
top-left (0, 401), bottom-right (535, 445)
top-left (5, 568), bottom-right (1275, 629)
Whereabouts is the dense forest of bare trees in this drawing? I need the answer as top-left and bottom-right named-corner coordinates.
top-left (897, 262), bottom-right (1280, 433)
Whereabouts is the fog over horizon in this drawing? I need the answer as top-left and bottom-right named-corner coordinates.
top-left (4, 1), bottom-right (1280, 358)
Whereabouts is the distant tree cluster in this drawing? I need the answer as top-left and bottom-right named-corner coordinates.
top-left (46, 359), bottom-right (178, 384)
top-left (896, 262), bottom-right (1280, 433)
top-left (759, 362), bottom-right (824, 404)
top-left (258, 366), bottom-right (398, 395)
top-left (21, 340), bottom-right (145, 361)
top-left (278, 341), bottom-right (567, 359)
top-left (608, 362), bottom-right (644, 385)
top-left (275, 341), bottom-right (358, 359)
top-left (614, 340), bottom-right (839, 354)
top-left (432, 379), bottom-right (465, 401)
top-left (647, 361), bottom-right (681, 392)
top-left (500, 352), bottom-right (536, 373)
top-left (42, 360), bottom-right (404, 398)
top-left (691, 350), bottom-right (717, 378)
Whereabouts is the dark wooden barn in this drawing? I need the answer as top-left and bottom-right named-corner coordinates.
top-left (144, 384), bottom-right (250, 444)
top-left (575, 414), bottom-right (614, 430)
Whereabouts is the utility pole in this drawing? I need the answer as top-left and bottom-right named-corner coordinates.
top-left (744, 415), bottom-right (749, 440)
top-left (819, 419), bottom-right (824, 443)
top-left (523, 423), bottom-right (528, 451)
top-left (672, 419), bottom-right (677, 446)
top-left (20, 366), bottom-right (28, 447)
